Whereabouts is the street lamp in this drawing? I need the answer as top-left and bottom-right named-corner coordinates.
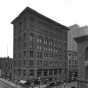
top-left (55, 77), bottom-right (57, 88)
top-left (46, 79), bottom-right (48, 85)
top-left (38, 77), bottom-right (41, 88)
top-left (64, 82), bottom-right (66, 88)
top-left (77, 79), bottom-right (79, 88)
top-left (56, 70), bottom-right (58, 88)
top-left (31, 80), bottom-right (34, 88)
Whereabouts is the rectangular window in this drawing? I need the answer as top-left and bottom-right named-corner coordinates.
top-left (37, 52), bottom-right (42, 58)
top-left (44, 39), bottom-right (48, 45)
top-left (49, 69), bottom-right (53, 76)
top-left (37, 60), bottom-right (42, 66)
top-left (23, 60), bottom-right (25, 66)
top-left (29, 60), bottom-right (34, 66)
top-left (18, 53), bottom-right (21, 58)
top-left (44, 69), bottom-right (48, 76)
top-left (18, 69), bottom-right (21, 76)
top-left (43, 61), bottom-right (48, 66)
top-left (23, 33), bottom-right (26, 41)
top-left (24, 51), bottom-right (26, 57)
top-left (37, 69), bottom-right (42, 77)
top-left (29, 69), bottom-right (34, 76)
top-left (19, 22), bottom-right (22, 33)
top-left (59, 68), bottom-right (62, 74)
top-left (24, 42), bottom-right (26, 48)
top-left (30, 49), bottom-right (34, 58)
top-left (23, 69), bottom-right (26, 76)
top-left (37, 46), bottom-right (42, 50)
top-left (54, 69), bottom-right (57, 75)
top-left (17, 36), bottom-right (21, 49)
top-left (44, 53), bottom-right (48, 58)
top-left (29, 33), bottom-right (34, 41)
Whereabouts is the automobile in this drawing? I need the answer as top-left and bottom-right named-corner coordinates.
top-left (56, 81), bottom-right (62, 86)
top-left (46, 82), bottom-right (57, 88)
top-left (18, 80), bottom-right (31, 88)
top-left (34, 84), bottom-right (47, 88)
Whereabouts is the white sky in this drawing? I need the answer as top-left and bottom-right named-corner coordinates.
top-left (0, 0), bottom-right (88, 58)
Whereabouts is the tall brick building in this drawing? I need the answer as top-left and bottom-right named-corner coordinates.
top-left (11, 7), bottom-right (69, 82)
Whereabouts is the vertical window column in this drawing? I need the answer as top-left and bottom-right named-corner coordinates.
top-left (30, 48), bottom-right (34, 58)
top-left (43, 69), bottom-right (48, 76)
top-left (37, 69), bottom-right (42, 77)
top-left (49, 69), bottom-right (53, 76)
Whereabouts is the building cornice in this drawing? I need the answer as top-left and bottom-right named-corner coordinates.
top-left (74, 35), bottom-right (88, 43)
top-left (11, 7), bottom-right (69, 31)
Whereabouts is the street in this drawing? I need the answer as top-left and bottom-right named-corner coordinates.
top-left (0, 78), bottom-right (24, 88)
top-left (0, 79), bottom-right (13, 88)
top-left (0, 78), bottom-right (78, 88)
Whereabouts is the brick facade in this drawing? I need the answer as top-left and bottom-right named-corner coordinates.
top-left (11, 7), bottom-right (69, 82)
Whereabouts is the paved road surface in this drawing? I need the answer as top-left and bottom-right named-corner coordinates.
top-left (0, 79), bottom-right (13, 88)
top-left (0, 78), bottom-right (23, 88)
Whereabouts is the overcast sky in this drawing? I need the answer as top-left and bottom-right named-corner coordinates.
top-left (0, 0), bottom-right (88, 58)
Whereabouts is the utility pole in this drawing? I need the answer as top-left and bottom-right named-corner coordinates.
top-left (38, 77), bottom-right (41, 88)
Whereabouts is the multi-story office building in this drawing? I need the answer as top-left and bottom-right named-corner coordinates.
top-left (11, 7), bottom-right (69, 82)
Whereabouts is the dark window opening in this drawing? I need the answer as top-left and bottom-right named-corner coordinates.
top-left (30, 49), bottom-right (34, 58)
top-left (49, 69), bottom-right (53, 76)
top-left (59, 68), bottom-right (62, 74)
top-left (85, 47), bottom-right (88, 61)
top-left (37, 69), bottom-right (42, 77)
top-left (71, 87), bottom-right (76, 88)
top-left (37, 52), bottom-right (42, 58)
top-left (43, 69), bottom-right (48, 76)
top-left (54, 69), bottom-right (57, 75)
top-left (29, 60), bottom-right (34, 66)
top-left (29, 69), bottom-right (34, 76)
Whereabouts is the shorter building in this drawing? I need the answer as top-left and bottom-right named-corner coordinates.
top-left (74, 35), bottom-right (88, 88)
top-left (68, 24), bottom-right (88, 88)
top-left (67, 51), bottom-right (79, 81)
top-left (0, 57), bottom-right (13, 80)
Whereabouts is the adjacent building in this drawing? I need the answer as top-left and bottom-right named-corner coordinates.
top-left (11, 7), bottom-right (69, 82)
top-left (68, 24), bottom-right (88, 88)
top-left (0, 57), bottom-right (13, 80)
top-left (74, 27), bottom-right (88, 88)
top-left (68, 24), bottom-right (88, 52)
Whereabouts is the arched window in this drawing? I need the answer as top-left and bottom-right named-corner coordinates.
top-left (85, 47), bottom-right (88, 61)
